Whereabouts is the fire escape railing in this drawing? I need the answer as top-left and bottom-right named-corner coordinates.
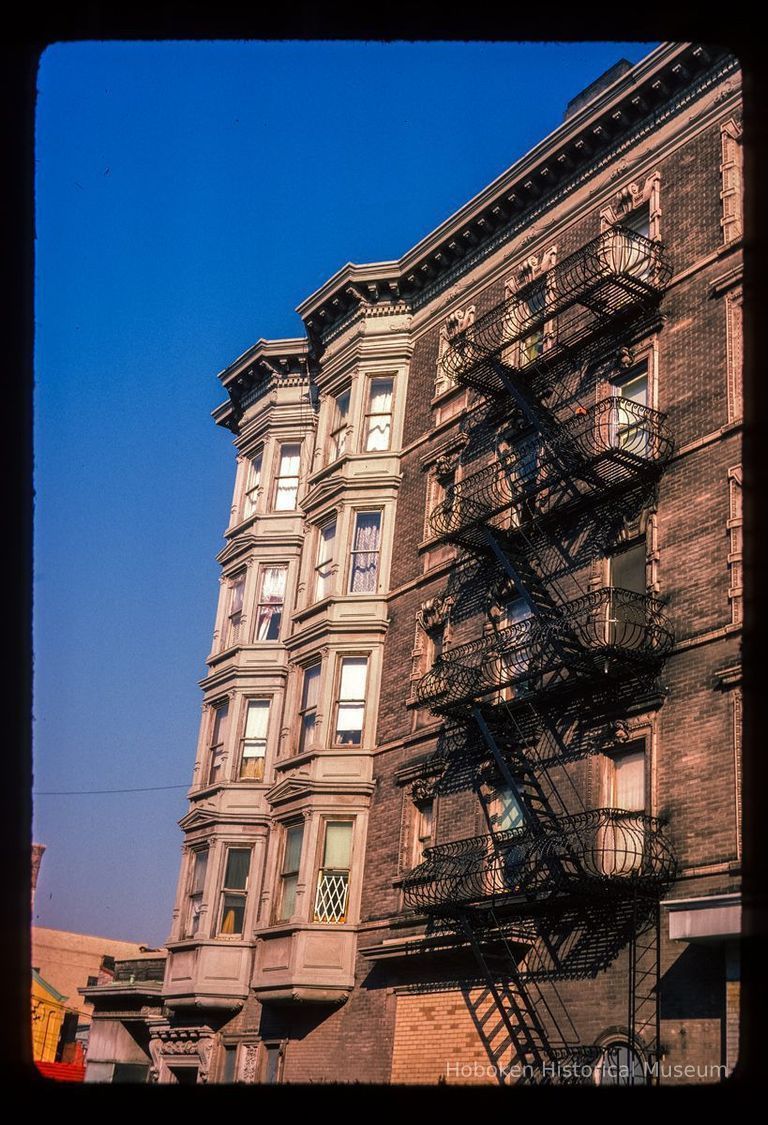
top-left (430, 398), bottom-right (673, 543)
top-left (440, 228), bottom-right (671, 396)
top-left (402, 810), bottom-right (677, 913)
top-left (415, 588), bottom-right (673, 714)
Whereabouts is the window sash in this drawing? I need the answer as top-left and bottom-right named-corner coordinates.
top-left (240, 700), bottom-right (270, 779)
top-left (208, 703), bottom-right (229, 784)
top-left (255, 566), bottom-right (287, 641)
top-left (334, 658), bottom-right (367, 745)
top-left (315, 520), bottom-right (336, 601)
top-left (187, 849), bottom-right (208, 936)
top-left (348, 511), bottom-right (382, 594)
top-left (219, 848), bottom-right (251, 936)
top-left (243, 453), bottom-right (263, 518)
top-left (298, 665), bottom-right (321, 753)
top-left (364, 378), bottom-right (394, 451)
top-left (329, 390), bottom-right (350, 461)
top-left (272, 445), bottom-right (301, 510)
top-left (278, 824), bottom-right (304, 920)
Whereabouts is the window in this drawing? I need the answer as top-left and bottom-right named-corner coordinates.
top-left (609, 365), bottom-right (650, 455)
top-left (413, 800), bottom-right (434, 864)
top-left (606, 541), bottom-right (647, 646)
top-left (328, 388), bottom-right (350, 462)
top-left (349, 511), bottom-right (382, 594)
top-left (594, 1042), bottom-right (647, 1086)
top-left (500, 433), bottom-right (539, 527)
top-left (488, 785), bottom-right (525, 833)
top-left (364, 376), bottom-right (394, 451)
top-left (227, 572), bottom-right (246, 647)
top-left (314, 520), bottom-right (336, 601)
top-left (496, 596), bottom-right (533, 697)
top-left (314, 821), bottom-right (353, 924)
top-left (334, 657), bottom-right (368, 746)
top-left (239, 700), bottom-right (270, 780)
top-left (613, 204), bottom-right (652, 279)
top-left (186, 848), bottom-right (208, 937)
top-left (272, 444), bottom-right (301, 511)
top-left (242, 451), bottom-right (262, 519)
top-left (427, 624), bottom-right (444, 669)
top-left (298, 663), bottom-right (321, 754)
top-left (207, 702), bottom-right (229, 785)
top-left (599, 741), bottom-right (647, 878)
top-left (255, 565), bottom-right (287, 641)
top-left (218, 847), bottom-right (251, 936)
top-left (605, 745), bottom-right (646, 813)
top-left (262, 1043), bottom-right (284, 1084)
top-left (519, 278), bottom-right (547, 364)
top-left (220, 1045), bottom-right (237, 1084)
top-left (278, 823), bottom-right (304, 921)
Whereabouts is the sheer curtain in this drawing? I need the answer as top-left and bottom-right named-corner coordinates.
top-left (241, 700), bottom-right (269, 779)
top-left (274, 445), bottom-right (301, 510)
top-left (256, 566), bottom-right (287, 640)
top-left (365, 379), bottom-right (393, 450)
top-left (349, 513), bottom-right (381, 593)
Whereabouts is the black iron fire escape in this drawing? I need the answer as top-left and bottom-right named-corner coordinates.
top-left (401, 227), bottom-right (677, 1086)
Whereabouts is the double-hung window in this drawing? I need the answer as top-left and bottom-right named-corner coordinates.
top-left (599, 741), bottom-right (647, 876)
top-left (278, 823), bottom-right (304, 920)
top-left (240, 700), bottom-right (270, 780)
top-left (334, 657), bottom-right (368, 746)
top-left (207, 701), bottom-right (229, 786)
top-left (314, 821), bottom-right (353, 924)
top-left (218, 848), bottom-right (251, 936)
top-left (348, 511), bottom-right (381, 594)
top-left (227, 572), bottom-right (246, 647)
top-left (186, 848), bottom-right (208, 937)
top-left (328, 389), bottom-right (350, 463)
top-left (314, 520), bottom-right (336, 601)
top-left (364, 377), bottom-right (394, 451)
top-left (413, 800), bottom-right (434, 864)
top-left (298, 663), bottom-right (321, 754)
top-left (242, 452), bottom-right (262, 519)
top-left (272, 444), bottom-right (301, 511)
top-left (609, 364), bottom-right (650, 457)
top-left (519, 279), bottom-right (547, 365)
top-left (255, 565), bottom-right (287, 641)
top-left (606, 541), bottom-right (647, 647)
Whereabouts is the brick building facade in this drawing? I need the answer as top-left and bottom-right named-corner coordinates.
top-left (85, 42), bottom-right (743, 1085)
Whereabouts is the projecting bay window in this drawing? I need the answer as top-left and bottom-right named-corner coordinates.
top-left (185, 847), bottom-right (208, 937)
top-left (207, 701), bottom-right (230, 786)
top-left (333, 657), bottom-right (368, 746)
top-left (298, 663), bottom-right (321, 754)
top-left (242, 451), bottom-right (262, 519)
top-left (277, 823), bottom-right (304, 921)
top-left (314, 519), bottom-right (336, 601)
top-left (314, 821), bottom-right (353, 924)
top-left (239, 699), bottom-right (270, 780)
top-left (254, 565), bottom-right (287, 641)
top-left (272, 444), bottom-right (301, 511)
top-left (364, 376), bottom-right (394, 451)
top-left (348, 511), bottom-right (382, 594)
top-left (218, 847), bottom-right (251, 936)
top-left (328, 388), bottom-right (351, 463)
top-left (227, 572), bottom-right (246, 647)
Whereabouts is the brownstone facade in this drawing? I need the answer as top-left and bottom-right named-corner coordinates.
top-left (84, 44), bottom-right (743, 1086)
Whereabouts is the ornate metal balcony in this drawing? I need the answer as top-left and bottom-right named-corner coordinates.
top-left (415, 588), bottom-right (673, 714)
top-left (430, 398), bottom-right (673, 545)
top-left (440, 228), bottom-right (671, 395)
top-left (401, 810), bottom-right (676, 913)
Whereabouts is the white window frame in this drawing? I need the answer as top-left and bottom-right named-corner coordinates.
top-left (348, 510), bottom-right (382, 595)
top-left (242, 450), bottom-right (263, 519)
top-left (313, 819), bottom-right (354, 925)
top-left (362, 375), bottom-right (395, 452)
top-left (271, 443), bottom-right (301, 511)
top-left (254, 564), bottom-right (288, 642)
top-left (239, 698), bottom-right (271, 781)
top-left (333, 655), bottom-right (369, 747)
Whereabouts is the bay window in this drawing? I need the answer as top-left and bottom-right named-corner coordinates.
top-left (364, 376), bottom-right (394, 451)
top-left (239, 699), bottom-right (270, 780)
top-left (298, 663), bottom-right (321, 754)
top-left (348, 511), bottom-right (382, 594)
top-left (334, 657), bottom-right (368, 746)
top-left (278, 823), bottom-right (304, 921)
top-left (272, 444), bottom-right (301, 511)
top-left (255, 565), bottom-right (287, 641)
top-left (207, 701), bottom-right (229, 786)
top-left (314, 520), bottom-right (336, 601)
top-left (313, 821), bottom-right (353, 924)
top-left (218, 847), bottom-right (251, 936)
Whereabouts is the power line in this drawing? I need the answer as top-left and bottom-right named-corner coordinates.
top-left (33, 783), bottom-right (188, 796)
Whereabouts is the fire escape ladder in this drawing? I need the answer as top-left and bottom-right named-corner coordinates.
top-left (628, 892), bottom-right (662, 1084)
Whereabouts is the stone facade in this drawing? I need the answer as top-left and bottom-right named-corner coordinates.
top-left (87, 43), bottom-right (743, 1086)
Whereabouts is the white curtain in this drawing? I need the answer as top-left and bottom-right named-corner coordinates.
top-left (256, 566), bottom-right (287, 640)
top-left (243, 700), bottom-right (269, 755)
top-left (274, 445), bottom-right (301, 510)
top-left (350, 513), bottom-right (381, 593)
top-left (613, 749), bottom-right (645, 812)
top-left (365, 379), bottom-right (393, 450)
top-left (336, 658), bottom-right (367, 739)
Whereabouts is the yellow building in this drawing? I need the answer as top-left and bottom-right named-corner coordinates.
top-left (31, 969), bottom-right (68, 1062)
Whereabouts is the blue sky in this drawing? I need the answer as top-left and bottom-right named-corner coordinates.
top-left (34, 39), bottom-right (657, 944)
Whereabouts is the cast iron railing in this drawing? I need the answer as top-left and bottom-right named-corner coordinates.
top-left (402, 810), bottom-right (676, 912)
top-left (415, 588), bottom-right (673, 714)
top-left (440, 228), bottom-right (671, 394)
top-left (430, 397), bottom-right (673, 543)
